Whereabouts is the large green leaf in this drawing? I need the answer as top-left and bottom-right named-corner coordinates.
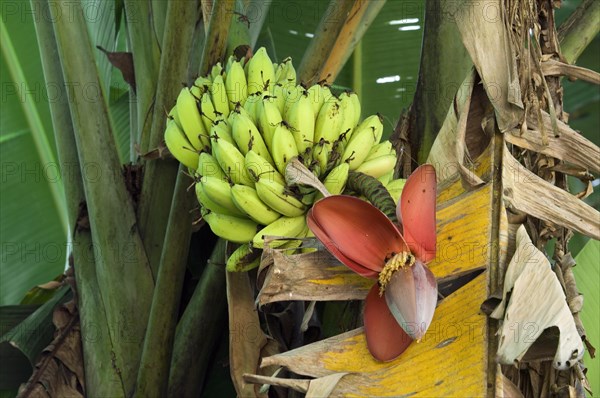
top-left (573, 240), bottom-right (600, 393)
top-left (0, 10), bottom-right (67, 304)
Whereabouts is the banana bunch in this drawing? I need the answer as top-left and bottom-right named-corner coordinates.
top-left (164, 47), bottom-right (402, 271)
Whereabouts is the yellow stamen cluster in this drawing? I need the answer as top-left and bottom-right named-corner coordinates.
top-left (378, 252), bottom-right (415, 296)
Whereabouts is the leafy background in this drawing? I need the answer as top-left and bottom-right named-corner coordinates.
top-left (1, 0), bottom-right (598, 392)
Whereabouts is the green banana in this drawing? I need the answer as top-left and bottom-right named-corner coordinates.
top-left (252, 215), bottom-right (307, 249)
top-left (354, 154), bottom-right (397, 178)
top-left (314, 97), bottom-right (344, 143)
top-left (282, 85), bottom-right (305, 116)
top-left (257, 96), bottom-right (282, 150)
top-left (255, 177), bottom-right (306, 217)
top-left (378, 170), bottom-right (394, 185)
top-left (365, 140), bottom-right (394, 160)
top-left (201, 176), bottom-right (246, 216)
top-left (210, 119), bottom-right (235, 146)
top-left (271, 123), bottom-right (299, 175)
top-left (341, 114), bottom-right (384, 169)
top-left (226, 243), bottom-right (261, 272)
top-left (338, 91), bottom-right (360, 139)
top-left (231, 184), bottom-right (282, 225)
top-left (175, 87), bottom-right (209, 151)
top-left (196, 182), bottom-right (240, 216)
top-left (242, 93), bottom-right (262, 124)
top-left (210, 74), bottom-right (230, 119)
top-left (323, 162), bottom-right (350, 196)
top-left (269, 83), bottom-right (286, 114)
top-left (168, 105), bottom-right (182, 129)
top-left (164, 119), bottom-right (199, 170)
top-left (245, 150), bottom-right (286, 186)
top-left (247, 47), bottom-right (274, 94)
top-left (312, 139), bottom-right (333, 176)
top-left (197, 152), bottom-right (227, 180)
top-left (202, 209), bottom-right (259, 243)
top-left (211, 134), bottom-right (255, 186)
top-left (307, 83), bottom-right (333, 115)
top-left (210, 62), bottom-right (223, 80)
top-left (275, 57), bottom-right (296, 86)
top-left (230, 109), bottom-right (273, 163)
top-left (191, 75), bottom-right (212, 97)
top-left (199, 92), bottom-right (220, 132)
top-left (285, 91), bottom-right (315, 155)
top-left (225, 60), bottom-right (248, 109)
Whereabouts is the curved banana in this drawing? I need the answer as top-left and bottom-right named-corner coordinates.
top-left (378, 170), bottom-right (394, 185)
top-left (245, 150), bottom-right (286, 186)
top-left (314, 97), bottom-right (344, 143)
top-left (202, 209), bottom-right (259, 243)
top-left (341, 114), bottom-right (384, 169)
top-left (201, 176), bottom-right (246, 216)
top-left (255, 177), bottom-right (306, 217)
top-left (226, 243), bottom-right (261, 272)
top-left (285, 91), bottom-right (315, 155)
top-left (269, 83), bottom-right (286, 114)
top-left (338, 92), bottom-right (358, 139)
top-left (191, 75), bottom-right (212, 98)
top-left (225, 60), bottom-right (248, 109)
top-left (164, 119), bottom-right (199, 170)
top-left (168, 105), bottom-right (182, 129)
top-left (271, 123), bottom-right (299, 175)
top-left (312, 140), bottom-right (333, 176)
top-left (354, 154), bottom-right (396, 179)
top-left (176, 87), bottom-right (209, 151)
top-left (231, 184), bottom-right (282, 225)
top-left (307, 83), bottom-right (333, 115)
top-left (323, 162), bottom-right (349, 196)
top-left (247, 47), bottom-right (274, 94)
top-left (210, 62), bottom-right (223, 80)
top-left (211, 134), bottom-right (255, 187)
top-left (196, 182), bottom-right (240, 216)
top-left (197, 152), bottom-right (227, 180)
top-left (199, 92), bottom-right (220, 132)
top-left (365, 140), bottom-right (394, 160)
top-left (210, 74), bottom-right (230, 119)
top-left (252, 215), bottom-right (307, 249)
top-left (210, 119), bottom-right (235, 146)
top-left (275, 57), bottom-right (296, 86)
top-left (385, 178), bottom-right (407, 205)
top-left (282, 85), bottom-right (305, 116)
top-left (257, 96), bottom-right (282, 150)
top-left (230, 109), bottom-right (273, 163)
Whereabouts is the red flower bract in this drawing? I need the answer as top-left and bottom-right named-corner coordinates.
top-left (307, 164), bottom-right (438, 361)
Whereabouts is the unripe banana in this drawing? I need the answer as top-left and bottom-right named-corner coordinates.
top-left (252, 215), bottom-right (307, 249)
top-left (168, 105), bottom-right (182, 129)
top-left (164, 119), bottom-right (199, 170)
top-left (378, 170), bottom-right (394, 185)
top-left (247, 47), bottom-right (275, 94)
top-left (365, 140), bottom-right (394, 160)
top-left (348, 91), bottom-right (361, 128)
top-left (176, 88), bottom-right (209, 151)
top-left (245, 150), bottom-right (286, 186)
top-left (257, 96), bottom-right (283, 150)
top-left (210, 119), bottom-right (235, 146)
top-left (338, 92), bottom-right (359, 139)
top-left (199, 92), bottom-right (220, 132)
top-left (323, 162), bottom-right (349, 196)
top-left (285, 92), bottom-right (315, 155)
top-left (196, 182), bottom-right (240, 216)
top-left (211, 135), bottom-right (255, 187)
top-left (202, 209), bottom-right (259, 243)
top-left (341, 114), bottom-right (384, 169)
top-left (275, 57), bottom-right (296, 86)
top-left (307, 84), bottom-right (333, 115)
top-left (255, 177), bottom-right (306, 217)
top-left (312, 139), bottom-right (333, 176)
top-left (314, 97), bottom-right (344, 143)
top-left (269, 84), bottom-right (286, 114)
top-left (385, 178), bottom-right (407, 205)
top-left (271, 123), bottom-right (299, 175)
top-left (354, 154), bottom-right (397, 178)
top-left (242, 93), bottom-right (262, 124)
top-left (201, 176), bottom-right (246, 216)
top-left (191, 76), bottom-right (212, 97)
top-left (230, 110), bottom-right (273, 163)
top-left (226, 243), bottom-right (261, 272)
top-left (210, 74), bottom-right (230, 119)
top-left (282, 85), bottom-right (305, 116)
top-left (225, 61), bottom-right (248, 110)
top-left (197, 152), bottom-right (227, 180)
top-left (210, 62), bottom-right (223, 80)
top-left (231, 184), bottom-right (282, 225)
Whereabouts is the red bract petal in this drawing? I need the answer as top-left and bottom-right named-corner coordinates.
top-left (308, 196), bottom-right (407, 275)
top-left (384, 259), bottom-right (437, 340)
top-left (307, 208), bottom-right (379, 278)
top-left (364, 284), bottom-right (413, 361)
top-left (397, 164), bottom-right (437, 263)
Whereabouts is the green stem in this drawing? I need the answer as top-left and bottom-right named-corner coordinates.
top-left (30, 1), bottom-right (121, 394)
top-left (134, 170), bottom-right (195, 397)
top-left (199, 0), bottom-right (236, 75)
top-left (557, 0), bottom-right (600, 64)
top-left (248, 0), bottom-right (273, 48)
top-left (50, 1), bottom-right (154, 394)
top-left (0, 19), bottom-right (68, 238)
top-left (168, 239), bottom-right (228, 397)
top-left (123, 0), bottom-right (161, 154)
top-left (226, 0), bottom-right (252, 57)
top-left (297, 0), bottom-right (355, 84)
top-left (347, 171), bottom-right (397, 223)
top-left (137, 0), bottom-right (199, 276)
